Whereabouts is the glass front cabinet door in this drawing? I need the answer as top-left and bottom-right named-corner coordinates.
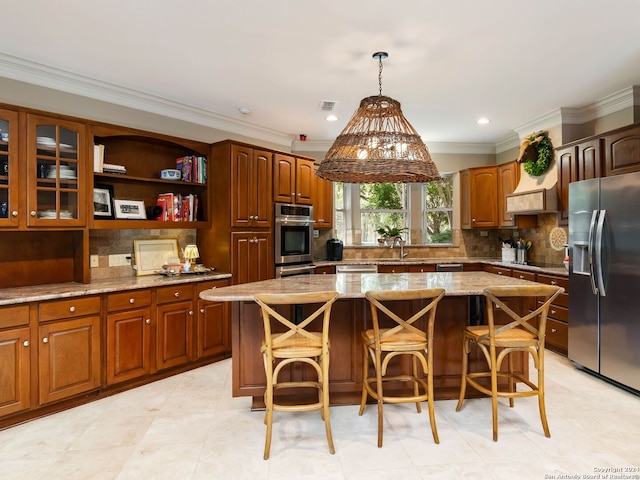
top-left (26, 115), bottom-right (86, 226)
top-left (0, 109), bottom-right (19, 227)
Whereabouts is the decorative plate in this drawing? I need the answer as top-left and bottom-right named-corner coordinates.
top-left (549, 227), bottom-right (567, 251)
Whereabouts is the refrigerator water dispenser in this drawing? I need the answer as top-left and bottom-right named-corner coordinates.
top-left (571, 242), bottom-right (590, 275)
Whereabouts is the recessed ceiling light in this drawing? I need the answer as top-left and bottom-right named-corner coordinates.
top-left (325, 114), bottom-right (338, 122)
top-left (238, 107), bottom-right (251, 115)
top-left (477, 117), bottom-right (490, 125)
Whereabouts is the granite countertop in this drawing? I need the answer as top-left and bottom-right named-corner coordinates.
top-left (0, 272), bottom-right (232, 306)
top-left (313, 257), bottom-right (568, 277)
top-left (199, 271), bottom-right (539, 302)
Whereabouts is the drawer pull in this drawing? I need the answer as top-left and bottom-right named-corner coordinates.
top-left (145, 319), bottom-right (151, 324)
top-left (42, 337), bottom-right (48, 344)
top-left (69, 306), bottom-right (76, 313)
top-left (551, 280), bottom-right (557, 285)
top-left (551, 309), bottom-right (556, 314)
top-left (129, 298), bottom-right (135, 304)
top-left (498, 271), bottom-right (503, 275)
top-left (551, 328), bottom-right (557, 333)
top-left (519, 275), bottom-right (524, 279)
top-left (23, 340), bottom-right (29, 347)
top-left (174, 292), bottom-right (180, 298)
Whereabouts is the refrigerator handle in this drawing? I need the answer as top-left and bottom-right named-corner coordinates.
top-left (595, 209), bottom-right (607, 297)
top-left (588, 210), bottom-right (599, 295)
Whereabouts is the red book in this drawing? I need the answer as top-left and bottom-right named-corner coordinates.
top-left (157, 193), bottom-right (174, 221)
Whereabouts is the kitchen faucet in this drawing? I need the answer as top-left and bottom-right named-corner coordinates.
top-left (391, 236), bottom-right (408, 259)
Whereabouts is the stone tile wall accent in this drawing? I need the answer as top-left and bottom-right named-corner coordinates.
top-left (89, 229), bottom-right (196, 280)
top-left (314, 213), bottom-right (566, 268)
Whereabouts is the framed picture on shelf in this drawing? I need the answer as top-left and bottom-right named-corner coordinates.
top-left (93, 184), bottom-right (114, 219)
top-left (114, 199), bottom-right (147, 220)
top-left (133, 238), bottom-right (179, 276)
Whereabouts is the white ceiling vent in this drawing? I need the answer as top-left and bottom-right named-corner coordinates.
top-left (318, 100), bottom-right (338, 112)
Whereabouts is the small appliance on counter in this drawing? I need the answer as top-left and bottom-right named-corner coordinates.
top-left (327, 238), bottom-right (343, 261)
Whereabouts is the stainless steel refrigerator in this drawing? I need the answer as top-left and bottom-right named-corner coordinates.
top-left (568, 171), bottom-right (640, 392)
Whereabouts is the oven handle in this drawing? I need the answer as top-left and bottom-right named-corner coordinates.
top-left (275, 218), bottom-right (313, 226)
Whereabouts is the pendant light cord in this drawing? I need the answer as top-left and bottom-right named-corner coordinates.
top-left (378, 56), bottom-right (383, 96)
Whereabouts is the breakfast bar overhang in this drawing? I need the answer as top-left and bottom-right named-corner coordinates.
top-left (200, 272), bottom-right (538, 407)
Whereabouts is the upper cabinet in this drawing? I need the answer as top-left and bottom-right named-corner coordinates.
top-left (556, 123), bottom-right (639, 225)
top-left (0, 108), bottom-right (19, 228)
top-left (90, 124), bottom-right (210, 229)
top-left (26, 114), bottom-right (87, 227)
top-left (603, 124), bottom-right (640, 177)
top-left (461, 166), bottom-right (498, 229)
top-left (461, 162), bottom-right (535, 230)
top-left (230, 144), bottom-right (273, 228)
top-left (313, 172), bottom-right (333, 229)
top-left (273, 153), bottom-right (314, 205)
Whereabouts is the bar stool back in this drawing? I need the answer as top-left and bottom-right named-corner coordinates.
top-left (359, 288), bottom-right (445, 447)
top-left (254, 291), bottom-right (339, 459)
top-left (455, 284), bottom-right (564, 441)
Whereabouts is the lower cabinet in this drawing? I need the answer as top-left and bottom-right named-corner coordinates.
top-left (231, 231), bottom-right (272, 284)
top-left (0, 277), bottom-right (231, 428)
top-left (38, 296), bottom-right (102, 405)
top-left (0, 305), bottom-right (31, 417)
top-left (106, 290), bottom-right (153, 385)
top-left (196, 280), bottom-right (231, 359)
top-left (156, 284), bottom-right (195, 370)
top-left (484, 265), bottom-right (570, 356)
top-left (536, 273), bottom-right (569, 355)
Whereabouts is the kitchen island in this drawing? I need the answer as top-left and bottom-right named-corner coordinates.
top-left (200, 271), bottom-right (539, 407)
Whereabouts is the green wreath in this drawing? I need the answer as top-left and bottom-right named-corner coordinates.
top-left (517, 131), bottom-right (554, 177)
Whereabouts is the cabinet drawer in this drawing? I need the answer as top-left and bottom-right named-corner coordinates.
top-left (545, 318), bottom-right (568, 352)
top-left (511, 269), bottom-right (536, 281)
top-left (488, 266), bottom-right (511, 276)
top-left (196, 279), bottom-right (230, 294)
top-left (409, 264), bottom-right (436, 273)
top-left (108, 289), bottom-right (152, 312)
top-left (39, 296), bottom-right (101, 322)
top-left (536, 274), bottom-right (569, 291)
top-left (538, 301), bottom-right (568, 322)
top-left (378, 265), bottom-right (409, 273)
top-left (0, 305), bottom-right (30, 329)
top-left (157, 284), bottom-right (194, 304)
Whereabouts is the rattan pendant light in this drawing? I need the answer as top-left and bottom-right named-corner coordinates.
top-left (316, 52), bottom-right (440, 184)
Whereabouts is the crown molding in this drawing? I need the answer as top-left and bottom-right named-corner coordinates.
top-left (0, 53), bottom-right (294, 147)
top-left (512, 85), bottom-right (639, 139)
top-left (579, 85), bottom-right (639, 122)
top-left (292, 138), bottom-right (496, 155)
top-left (494, 133), bottom-right (520, 154)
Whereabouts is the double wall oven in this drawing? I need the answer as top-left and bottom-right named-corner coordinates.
top-left (274, 202), bottom-right (316, 278)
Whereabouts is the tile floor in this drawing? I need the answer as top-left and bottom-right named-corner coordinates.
top-left (1, 351), bottom-right (639, 480)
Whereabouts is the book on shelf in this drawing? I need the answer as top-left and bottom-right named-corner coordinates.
top-left (155, 193), bottom-right (199, 222)
top-left (102, 163), bottom-right (127, 174)
top-left (176, 155), bottom-right (207, 184)
top-left (93, 144), bottom-right (105, 173)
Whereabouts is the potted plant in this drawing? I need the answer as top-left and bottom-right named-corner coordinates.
top-left (377, 225), bottom-right (408, 246)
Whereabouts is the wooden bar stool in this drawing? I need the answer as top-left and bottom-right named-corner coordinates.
top-left (359, 288), bottom-right (445, 447)
top-left (254, 291), bottom-right (339, 460)
top-left (455, 284), bottom-right (564, 441)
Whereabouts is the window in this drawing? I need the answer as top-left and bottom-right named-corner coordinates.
top-left (423, 175), bottom-right (453, 244)
top-left (334, 175), bottom-right (454, 246)
top-left (360, 183), bottom-right (407, 244)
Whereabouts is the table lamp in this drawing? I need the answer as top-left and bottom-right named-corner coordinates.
top-left (182, 244), bottom-right (200, 268)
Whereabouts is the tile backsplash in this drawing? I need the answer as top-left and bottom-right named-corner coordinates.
top-left (89, 229), bottom-right (196, 280)
top-left (313, 213), bottom-right (566, 267)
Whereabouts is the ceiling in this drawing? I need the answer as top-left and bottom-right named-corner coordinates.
top-left (1, 0), bottom-right (640, 150)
